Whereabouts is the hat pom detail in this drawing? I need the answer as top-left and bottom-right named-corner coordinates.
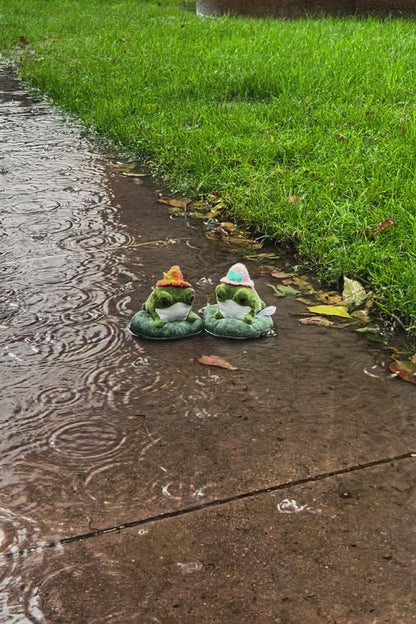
top-left (156, 265), bottom-right (191, 288)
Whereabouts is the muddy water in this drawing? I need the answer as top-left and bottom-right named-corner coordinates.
top-left (1, 64), bottom-right (415, 622)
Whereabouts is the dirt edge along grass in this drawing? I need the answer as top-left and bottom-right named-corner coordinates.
top-left (1, 0), bottom-right (416, 329)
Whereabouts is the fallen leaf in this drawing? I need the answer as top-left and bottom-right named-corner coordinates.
top-left (374, 218), bottom-right (395, 235)
top-left (298, 317), bottom-right (334, 327)
top-left (256, 265), bottom-right (274, 276)
top-left (307, 305), bottom-right (352, 318)
top-left (292, 276), bottom-right (316, 294)
top-left (219, 222), bottom-right (246, 236)
top-left (210, 203), bottom-right (228, 217)
top-left (205, 227), bottom-right (229, 240)
top-left (351, 309), bottom-right (371, 326)
top-left (244, 253), bottom-right (276, 260)
top-left (267, 284), bottom-right (285, 297)
top-left (267, 283), bottom-right (299, 296)
top-left (271, 270), bottom-right (294, 279)
top-left (227, 236), bottom-right (262, 249)
top-left (157, 196), bottom-right (191, 209)
top-left (389, 360), bottom-right (416, 384)
top-left (197, 355), bottom-right (237, 370)
top-left (318, 291), bottom-right (343, 305)
top-left (168, 207), bottom-right (183, 217)
top-left (207, 191), bottom-right (222, 202)
top-left (289, 194), bottom-right (298, 204)
top-left (342, 277), bottom-right (367, 309)
top-left (191, 199), bottom-right (210, 209)
top-left (122, 171), bottom-right (148, 178)
top-left (410, 354), bottom-right (416, 363)
top-left (275, 284), bottom-right (300, 296)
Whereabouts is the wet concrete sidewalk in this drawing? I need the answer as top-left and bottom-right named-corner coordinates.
top-left (1, 63), bottom-right (415, 623)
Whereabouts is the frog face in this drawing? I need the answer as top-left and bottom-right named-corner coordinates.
top-left (144, 286), bottom-right (195, 326)
top-left (215, 283), bottom-right (264, 324)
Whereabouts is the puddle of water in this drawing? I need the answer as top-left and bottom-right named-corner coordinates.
top-left (1, 63), bottom-right (416, 622)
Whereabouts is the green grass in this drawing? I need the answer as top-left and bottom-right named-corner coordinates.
top-left (1, 0), bottom-right (416, 327)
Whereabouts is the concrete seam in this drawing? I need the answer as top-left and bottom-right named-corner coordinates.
top-left (5, 451), bottom-right (414, 560)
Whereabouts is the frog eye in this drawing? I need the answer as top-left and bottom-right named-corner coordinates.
top-left (235, 290), bottom-right (249, 306)
top-left (158, 293), bottom-right (173, 308)
top-left (215, 285), bottom-right (226, 301)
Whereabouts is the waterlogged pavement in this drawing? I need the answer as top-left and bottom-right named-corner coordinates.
top-left (1, 64), bottom-right (415, 623)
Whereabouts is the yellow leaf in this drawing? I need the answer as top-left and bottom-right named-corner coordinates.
top-left (307, 305), bottom-right (352, 318)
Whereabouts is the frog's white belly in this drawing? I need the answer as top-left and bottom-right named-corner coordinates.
top-left (218, 300), bottom-right (251, 320)
top-left (156, 302), bottom-right (191, 322)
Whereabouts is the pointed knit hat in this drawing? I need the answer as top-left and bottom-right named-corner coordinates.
top-left (156, 265), bottom-right (192, 288)
top-left (220, 263), bottom-right (254, 288)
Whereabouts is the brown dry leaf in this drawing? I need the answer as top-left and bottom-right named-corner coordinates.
top-left (389, 360), bottom-right (416, 385)
top-left (292, 276), bottom-right (316, 294)
top-left (157, 196), bottom-right (191, 209)
top-left (256, 265), bottom-right (274, 276)
top-left (211, 203), bottom-right (228, 217)
top-left (410, 354), bottom-right (416, 363)
top-left (206, 227), bottom-right (229, 241)
top-left (351, 309), bottom-right (371, 326)
top-left (168, 207), bottom-right (183, 217)
top-left (289, 194), bottom-right (298, 204)
top-left (189, 203), bottom-right (228, 220)
top-left (207, 191), bottom-right (222, 202)
top-left (188, 210), bottom-right (214, 220)
top-left (374, 218), bottom-right (395, 236)
top-left (219, 222), bottom-right (242, 236)
top-left (244, 252), bottom-right (276, 260)
top-left (197, 355), bottom-right (237, 370)
top-left (227, 237), bottom-right (262, 249)
top-left (272, 270), bottom-right (294, 279)
top-left (115, 162), bottom-right (136, 172)
top-left (298, 317), bottom-right (334, 327)
top-left (256, 266), bottom-right (294, 278)
top-left (266, 283), bottom-right (284, 297)
top-left (191, 199), bottom-right (210, 209)
top-left (318, 291), bottom-right (343, 305)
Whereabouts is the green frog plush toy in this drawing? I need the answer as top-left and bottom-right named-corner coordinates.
top-left (204, 263), bottom-right (275, 339)
top-left (129, 266), bottom-right (203, 339)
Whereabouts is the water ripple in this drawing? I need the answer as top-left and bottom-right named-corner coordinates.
top-left (83, 352), bottom-right (153, 410)
top-left (1, 322), bottom-right (125, 368)
top-left (49, 421), bottom-right (126, 460)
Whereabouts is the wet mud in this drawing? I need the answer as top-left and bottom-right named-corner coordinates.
top-left (1, 64), bottom-right (415, 623)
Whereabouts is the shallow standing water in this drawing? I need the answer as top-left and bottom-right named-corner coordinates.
top-left (0, 65), bottom-right (415, 623)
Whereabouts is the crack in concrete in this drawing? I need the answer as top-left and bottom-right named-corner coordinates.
top-left (5, 451), bottom-right (414, 560)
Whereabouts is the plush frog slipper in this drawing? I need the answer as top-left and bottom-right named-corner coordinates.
top-left (203, 263), bottom-right (276, 339)
top-left (129, 266), bottom-right (203, 339)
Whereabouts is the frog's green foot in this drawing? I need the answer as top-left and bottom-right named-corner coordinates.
top-left (154, 317), bottom-right (165, 328)
top-left (214, 310), bottom-right (224, 320)
top-left (186, 312), bottom-right (196, 324)
top-left (244, 314), bottom-right (254, 324)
